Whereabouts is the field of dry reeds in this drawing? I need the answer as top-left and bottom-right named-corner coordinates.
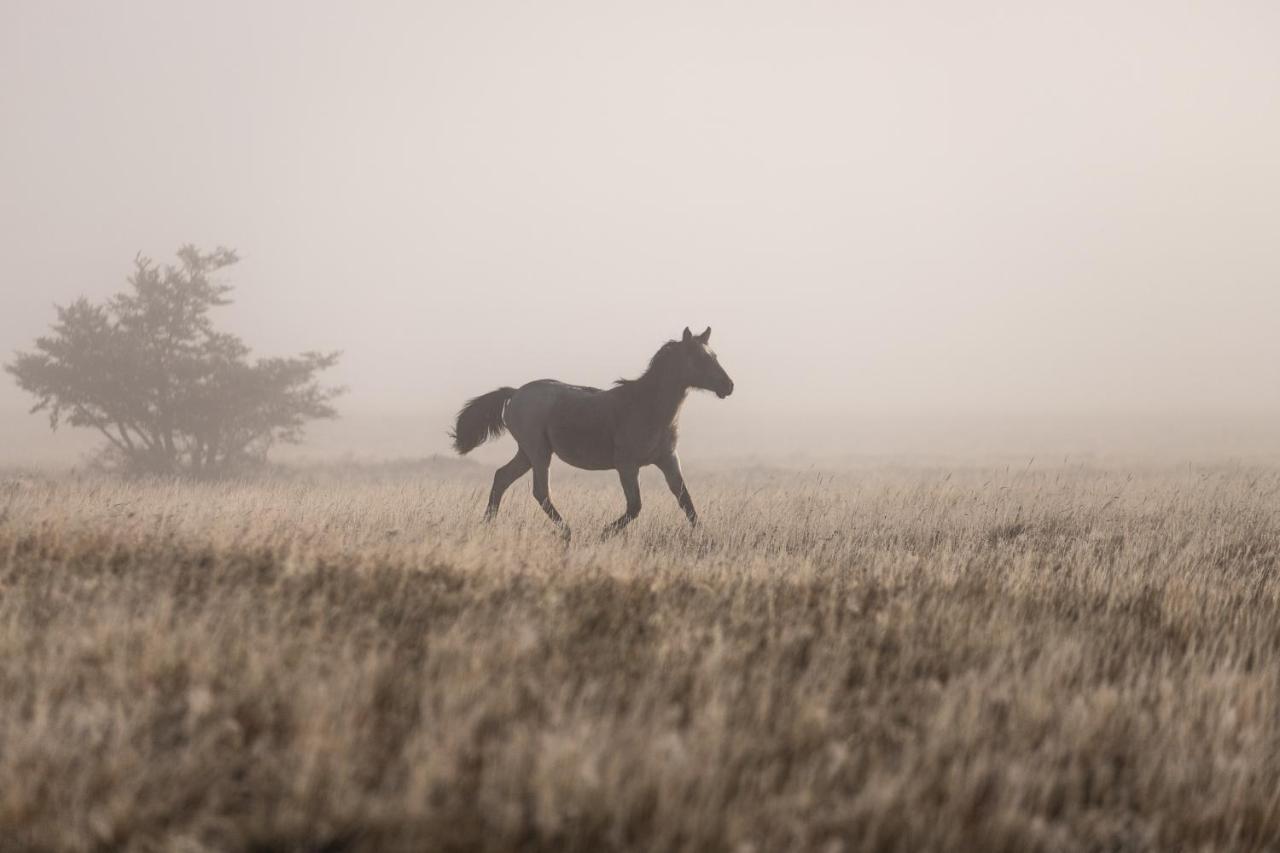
top-left (2, 460), bottom-right (1279, 851)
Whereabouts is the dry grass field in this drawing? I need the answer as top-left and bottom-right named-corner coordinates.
top-left (2, 460), bottom-right (1280, 851)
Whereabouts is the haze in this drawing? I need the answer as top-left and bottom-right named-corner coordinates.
top-left (4, 0), bottom-right (1279, 464)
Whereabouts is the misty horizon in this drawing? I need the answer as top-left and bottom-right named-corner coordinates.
top-left (5, 1), bottom-right (1280, 466)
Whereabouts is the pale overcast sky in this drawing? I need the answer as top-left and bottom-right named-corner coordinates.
top-left (3, 1), bottom-right (1279, 460)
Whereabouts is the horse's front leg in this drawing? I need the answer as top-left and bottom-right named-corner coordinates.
top-left (656, 453), bottom-right (698, 526)
top-left (604, 466), bottom-right (641, 535)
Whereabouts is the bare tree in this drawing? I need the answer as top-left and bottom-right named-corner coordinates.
top-left (7, 245), bottom-right (342, 475)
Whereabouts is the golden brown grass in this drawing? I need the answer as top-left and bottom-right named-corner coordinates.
top-left (2, 461), bottom-right (1280, 851)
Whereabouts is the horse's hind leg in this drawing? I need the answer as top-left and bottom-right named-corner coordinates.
top-left (485, 451), bottom-right (531, 520)
top-left (604, 466), bottom-right (642, 535)
top-left (530, 454), bottom-right (571, 539)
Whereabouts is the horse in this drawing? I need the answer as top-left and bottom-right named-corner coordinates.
top-left (450, 327), bottom-right (734, 537)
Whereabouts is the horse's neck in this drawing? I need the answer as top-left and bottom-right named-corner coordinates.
top-left (636, 376), bottom-right (688, 428)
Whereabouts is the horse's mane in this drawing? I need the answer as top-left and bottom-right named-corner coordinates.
top-left (613, 340), bottom-right (681, 387)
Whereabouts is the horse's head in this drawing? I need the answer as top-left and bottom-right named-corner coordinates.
top-left (679, 327), bottom-right (734, 398)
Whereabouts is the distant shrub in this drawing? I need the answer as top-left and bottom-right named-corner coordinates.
top-left (7, 246), bottom-right (342, 476)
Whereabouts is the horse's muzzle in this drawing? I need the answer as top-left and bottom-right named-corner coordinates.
top-left (716, 382), bottom-right (734, 399)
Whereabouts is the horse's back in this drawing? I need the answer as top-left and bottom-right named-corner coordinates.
top-left (509, 380), bottom-right (603, 412)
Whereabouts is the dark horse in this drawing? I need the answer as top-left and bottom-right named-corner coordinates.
top-left (450, 327), bottom-right (734, 537)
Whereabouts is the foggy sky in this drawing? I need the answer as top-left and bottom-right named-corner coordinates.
top-left (3, 1), bottom-right (1280, 462)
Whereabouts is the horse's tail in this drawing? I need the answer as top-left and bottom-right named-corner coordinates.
top-left (450, 387), bottom-right (516, 454)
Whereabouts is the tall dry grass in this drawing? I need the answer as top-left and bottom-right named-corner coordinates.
top-left (2, 461), bottom-right (1279, 851)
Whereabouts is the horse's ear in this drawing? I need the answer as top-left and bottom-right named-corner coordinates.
top-left (682, 327), bottom-right (693, 343)
top-left (697, 327), bottom-right (712, 344)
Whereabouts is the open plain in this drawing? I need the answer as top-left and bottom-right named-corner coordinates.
top-left (2, 460), bottom-right (1279, 851)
